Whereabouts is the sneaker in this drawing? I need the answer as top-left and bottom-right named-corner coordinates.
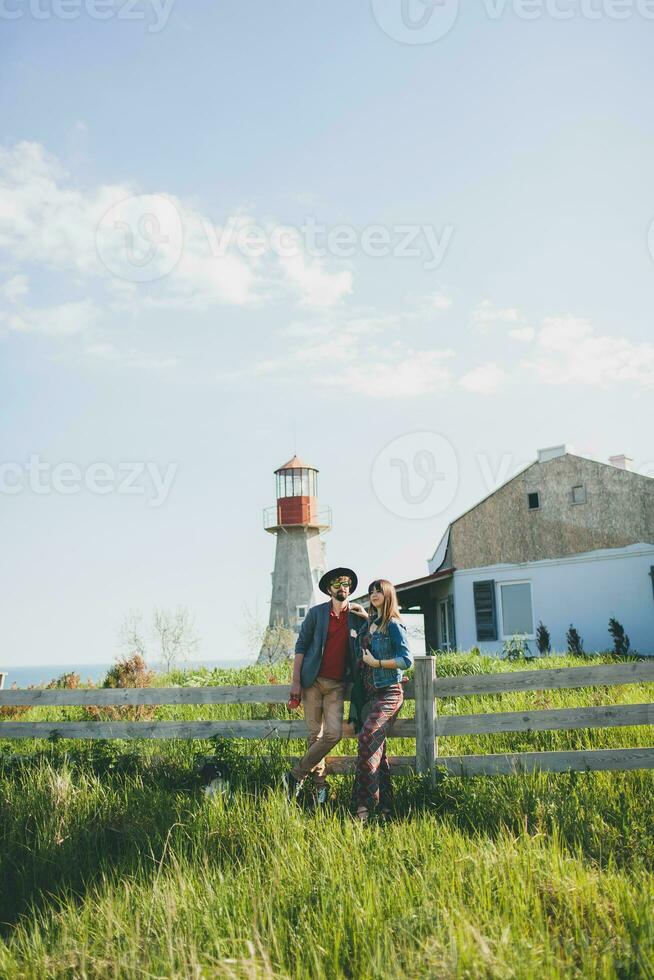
top-left (282, 771), bottom-right (303, 801)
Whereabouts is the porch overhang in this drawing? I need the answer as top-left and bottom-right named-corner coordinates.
top-left (353, 567), bottom-right (455, 611)
top-left (395, 567), bottom-right (455, 612)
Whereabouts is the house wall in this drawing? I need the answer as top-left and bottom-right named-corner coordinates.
top-left (452, 543), bottom-right (654, 655)
top-left (450, 455), bottom-right (654, 569)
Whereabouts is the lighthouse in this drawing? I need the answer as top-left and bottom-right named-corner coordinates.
top-left (258, 455), bottom-right (331, 663)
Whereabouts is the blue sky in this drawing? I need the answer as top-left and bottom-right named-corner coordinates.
top-left (1, 1), bottom-right (653, 670)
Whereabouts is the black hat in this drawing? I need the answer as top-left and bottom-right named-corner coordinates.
top-left (319, 567), bottom-right (358, 596)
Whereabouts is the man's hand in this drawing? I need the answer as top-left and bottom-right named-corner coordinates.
top-left (349, 602), bottom-right (368, 620)
top-left (289, 682), bottom-right (302, 702)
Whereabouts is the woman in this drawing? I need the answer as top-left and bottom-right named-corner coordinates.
top-left (351, 579), bottom-right (413, 822)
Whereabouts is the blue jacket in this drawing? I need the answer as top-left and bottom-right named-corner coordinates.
top-left (359, 619), bottom-right (413, 688)
top-left (295, 601), bottom-right (363, 688)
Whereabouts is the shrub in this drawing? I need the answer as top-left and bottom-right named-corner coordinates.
top-left (608, 618), bottom-right (631, 656)
top-left (502, 634), bottom-right (532, 661)
top-left (566, 624), bottom-right (584, 655)
top-left (84, 654), bottom-right (155, 721)
top-left (46, 672), bottom-right (81, 690)
top-left (535, 622), bottom-right (551, 655)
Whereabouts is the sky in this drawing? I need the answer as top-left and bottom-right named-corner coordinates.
top-left (1, 0), bottom-right (653, 670)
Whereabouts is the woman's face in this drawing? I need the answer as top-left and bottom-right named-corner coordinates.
top-left (369, 584), bottom-right (384, 610)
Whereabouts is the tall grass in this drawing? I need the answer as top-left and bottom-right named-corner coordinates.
top-left (0, 652), bottom-right (653, 978)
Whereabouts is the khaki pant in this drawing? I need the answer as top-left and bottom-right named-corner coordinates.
top-left (291, 677), bottom-right (345, 787)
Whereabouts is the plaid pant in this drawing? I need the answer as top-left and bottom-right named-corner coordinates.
top-left (353, 682), bottom-right (403, 812)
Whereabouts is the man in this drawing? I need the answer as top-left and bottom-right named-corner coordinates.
top-left (283, 566), bottom-right (366, 804)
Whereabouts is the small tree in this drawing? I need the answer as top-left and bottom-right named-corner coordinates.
top-left (118, 606), bottom-right (200, 672)
top-left (118, 609), bottom-right (147, 659)
top-left (258, 621), bottom-right (297, 665)
top-left (608, 617), bottom-right (631, 656)
top-left (566, 624), bottom-right (584, 655)
top-left (152, 607), bottom-right (201, 672)
top-left (536, 621), bottom-right (551, 655)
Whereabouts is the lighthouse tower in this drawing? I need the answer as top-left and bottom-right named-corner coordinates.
top-left (258, 455), bottom-right (331, 662)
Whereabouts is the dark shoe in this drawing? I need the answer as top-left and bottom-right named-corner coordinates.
top-left (282, 771), bottom-right (303, 801)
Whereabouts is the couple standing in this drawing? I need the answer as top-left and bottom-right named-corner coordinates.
top-left (283, 566), bottom-right (413, 821)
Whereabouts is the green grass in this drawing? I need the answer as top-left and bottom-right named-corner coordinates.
top-left (0, 652), bottom-right (653, 978)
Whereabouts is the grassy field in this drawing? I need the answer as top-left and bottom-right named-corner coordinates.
top-left (0, 652), bottom-right (653, 978)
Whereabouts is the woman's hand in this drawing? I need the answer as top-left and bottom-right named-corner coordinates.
top-left (361, 651), bottom-right (379, 667)
top-left (349, 602), bottom-right (368, 620)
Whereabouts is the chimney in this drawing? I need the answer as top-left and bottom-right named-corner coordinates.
top-left (537, 444), bottom-right (568, 464)
top-left (609, 454), bottom-right (633, 471)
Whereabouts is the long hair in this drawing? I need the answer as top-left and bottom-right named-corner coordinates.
top-left (367, 579), bottom-right (402, 634)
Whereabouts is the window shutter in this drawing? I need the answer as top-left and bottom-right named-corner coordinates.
top-left (473, 580), bottom-right (497, 641)
top-left (447, 594), bottom-right (457, 650)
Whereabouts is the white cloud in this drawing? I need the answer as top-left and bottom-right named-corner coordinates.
top-left (7, 299), bottom-right (99, 337)
top-left (431, 291), bottom-right (453, 311)
top-left (85, 342), bottom-right (178, 371)
top-left (509, 326), bottom-right (536, 342)
top-left (459, 362), bottom-right (507, 395)
top-left (523, 315), bottom-right (654, 387)
top-left (324, 350), bottom-right (454, 397)
top-left (279, 250), bottom-right (353, 308)
top-left (471, 299), bottom-right (524, 335)
top-left (0, 274), bottom-right (28, 303)
top-left (0, 140), bottom-right (353, 320)
top-left (224, 314), bottom-right (454, 397)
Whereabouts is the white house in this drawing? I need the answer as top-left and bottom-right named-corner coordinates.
top-left (391, 446), bottom-right (654, 656)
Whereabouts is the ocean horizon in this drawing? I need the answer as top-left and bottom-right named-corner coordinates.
top-left (0, 658), bottom-right (255, 689)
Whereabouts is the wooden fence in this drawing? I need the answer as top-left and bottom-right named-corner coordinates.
top-left (1, 657), bottom-right (654, 779)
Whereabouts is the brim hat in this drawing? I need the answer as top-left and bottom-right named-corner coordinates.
top-left (319, 567), bottom-right (358, 596)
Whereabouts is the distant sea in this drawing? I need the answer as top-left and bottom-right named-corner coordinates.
top-left (0, 659), bottom-right (253, 689)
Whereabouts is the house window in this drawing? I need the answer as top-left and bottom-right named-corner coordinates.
top-left (473, 580), bottom-right (498, 641)
top-left (500, 582), bottom-right (534, 637)
top-left (296, 605), bottom-right (308, 621)
top-left (571, 484), bottom-right (586, 505)
top-left (527, 492), bottom-right (540, 510)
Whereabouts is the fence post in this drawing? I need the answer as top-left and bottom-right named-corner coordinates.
top-left (414, 655), bottom-right (437, 785)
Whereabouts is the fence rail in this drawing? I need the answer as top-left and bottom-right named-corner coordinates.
top-left (2, 658), bottom-right (653, 779)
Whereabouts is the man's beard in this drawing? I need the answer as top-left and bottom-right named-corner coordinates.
top-left (335, 590), bottom-right (347, 601)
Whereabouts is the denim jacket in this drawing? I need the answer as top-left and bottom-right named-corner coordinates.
top-left (359, 619), bottom-right (413, 688)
